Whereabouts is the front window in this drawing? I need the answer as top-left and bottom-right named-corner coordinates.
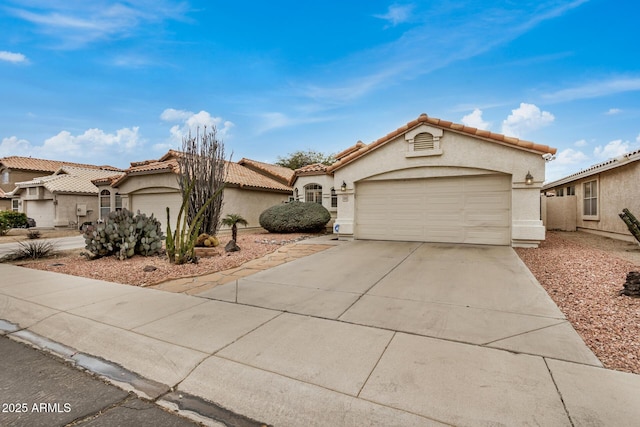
top-left (2, 171), bottom-right (9, 184)
top-left (566, 186), bottom-right (575, 196)
top-left (556, 188), bottom-right (564, 197)
top-left (12, 199), bottom-right (18, 212)
top-left (100, 189), bottom-right (111, 219)
top-left (330, 188), bottom-right (337, 208)
top-left (583, 180), bottom-right (598, 217)
top-left (304, 184), bottom-right (322, 204)
top-left (115, 193), bottom-right (122, 211)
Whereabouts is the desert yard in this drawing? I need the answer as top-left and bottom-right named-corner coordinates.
top-left (515, 231), bottom-right (640, 375)
top-left (2, 228), bottom-right (639, 375)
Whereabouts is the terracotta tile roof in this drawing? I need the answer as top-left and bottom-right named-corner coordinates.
top-left (295, 163), bottom-right (329, 174)
top-left (110, 159), bottom-right (179, 186)
top-left (238, 158), bottom-right (295, 184)
top-left (225, 162), bottom-right (292, 192)
top-left (15, 167), bottom-right (125, 194)
top-left (327, 113), bottom-right (557, 172)
top-left (290, 163), bottom-right (330, 185)
top-left (0, 156), bottom-right (120, 172)
top-left (112, 151), bottom-right (291, 192)
top-left (335, 141), bottom-right (366, 160)
top-left (91, 174), bottom-right (124, 186)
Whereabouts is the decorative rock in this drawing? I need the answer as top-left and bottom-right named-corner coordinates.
top-left (143, 265), bottom-right (157, 272)
top-left (225, 239), bottom-right (241, 252)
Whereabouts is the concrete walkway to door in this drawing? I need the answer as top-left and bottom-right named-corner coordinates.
top-left (2, 238), bottom-right (640, 426)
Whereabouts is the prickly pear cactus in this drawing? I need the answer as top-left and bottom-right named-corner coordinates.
top-left (82, 208), bottom-right (164, 259)
top-left (82, 223), bottom-right (114, 257)
top-left (134, 212), bottom-right (164, 256)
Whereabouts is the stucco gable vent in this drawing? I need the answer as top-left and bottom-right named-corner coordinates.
top-left (413, 132), bottom-right (435, 150)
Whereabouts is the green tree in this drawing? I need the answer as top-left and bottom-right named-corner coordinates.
top-left (221, 213), bottom-right (248, 242)
top-left (275, 149), bottom-right (335, 170)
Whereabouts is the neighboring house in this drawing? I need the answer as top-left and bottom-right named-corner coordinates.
top-left (97, 150), bottom-right (293, 231)
top-left (291, 113), bottom-right (556, 247)
top-left (0, 156), bottom-right (118, 212)
top-left (541, 148), bottom-right (640, 242)
top-left (0, 188), bottom-right (9, 211)
top-left (12, 166), bottom-right (124, 228)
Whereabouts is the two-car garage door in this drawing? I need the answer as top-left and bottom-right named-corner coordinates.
top-left (355, 175), bottom-right (511, 245)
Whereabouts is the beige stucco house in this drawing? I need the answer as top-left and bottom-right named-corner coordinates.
top-left (12, 166), bottom-right (124, 228)
top-left (541, 148), bottom-right (640, 242)
top-left (97, 150), bottom-right (293, 232)
top-left (292, 113), bottom-right (556, 247)
top-left (0, 156), bottom-right (117, 212)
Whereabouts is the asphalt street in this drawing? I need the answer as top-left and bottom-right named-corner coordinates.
top-left (0, 336), bottom-right (201, 427)
top-left (0, 235), bottom-right (85, 258)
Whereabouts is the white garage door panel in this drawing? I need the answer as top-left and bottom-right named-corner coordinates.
top-left (131, 192), bottom-right (182, 230)
top-left (356, 175), bottom-right (511, 245)
top-left (26, 200), bottom-right (55, 228)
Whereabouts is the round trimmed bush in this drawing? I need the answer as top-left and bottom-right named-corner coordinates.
top-left (259, 201), bottom-right (330, 233)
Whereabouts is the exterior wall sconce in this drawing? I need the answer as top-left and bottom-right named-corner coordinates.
top-left (340, 181), bottom-right (347, 192)
top-left (525, 171), bottom-right (534, 185)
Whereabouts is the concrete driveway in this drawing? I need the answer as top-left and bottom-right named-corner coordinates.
top-left (196, 240), bottom-right (598, 364)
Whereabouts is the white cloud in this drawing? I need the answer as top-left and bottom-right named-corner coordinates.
top-left (374, 4), bottom-right (414, 26)
top-left (0, 136), bottom-right (33, 157)
top-left (636, 133), bottom-right (640, 144)
top-left (605, 108), bottom-right (622, 115)
top-left (543, 77), bottom-right (640, 103)
top-left (38, 127), bottom-right (142, 158)
top-left (255, 111), bottom-right (334, 134)
top-left (8, 1), bottom-right (189, 48)
top-left (0, 51), bottom-right (27, 63)
top-left (593, 139), bottom-right (633, 159)
top-left (160, 109), bottom-right (234, 143)
top-left (460, 109), bottom-right (490, 130)
top-left (501, 103), bottom-right (554, 138)
top-left (574, 139), bottom-right (587, 147)
top-left (554, 148), bottom-right (588, 165)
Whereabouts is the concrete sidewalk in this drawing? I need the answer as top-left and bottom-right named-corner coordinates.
top-left (1, 239), bottom-right (640, 426)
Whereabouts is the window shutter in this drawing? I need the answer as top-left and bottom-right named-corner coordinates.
top-left (414, 132), bottom-right (435, 150)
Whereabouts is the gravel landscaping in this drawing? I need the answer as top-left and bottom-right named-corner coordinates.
top-left (515, 231), bottom-right (640, 374)
top-left (14, 232), bottom-right (321, 287)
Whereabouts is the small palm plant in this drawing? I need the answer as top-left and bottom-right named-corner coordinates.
top-left (221, 213), bottom-right (248, 242)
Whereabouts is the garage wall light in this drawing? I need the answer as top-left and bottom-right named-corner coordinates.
top-left (525, 171), bottom-right (534, 185)
top-left (340, 181), bottom-right (347, 192)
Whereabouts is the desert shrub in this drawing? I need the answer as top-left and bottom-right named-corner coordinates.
top-left (26, 229), bottom-right (41, 239)
top-left (82, 209), bottom-right (164, 260)
top-left (0, 211), bottom-right (27, 228)
top-left (4, 240), bottom-right (56, 261)
top-left (0, 216), bottom-right (9, 236)
top-left (259, 201), bottom-right (330, 233)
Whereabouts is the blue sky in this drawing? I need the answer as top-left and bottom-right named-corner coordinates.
top-left (1, 0), bottom-right (639, 182)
